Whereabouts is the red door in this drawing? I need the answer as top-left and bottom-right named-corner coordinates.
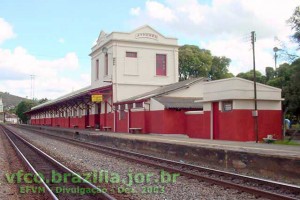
top-left (212, 102), bottom-right (220, 139)
top-left (156, 54), bottom-right (166, 76)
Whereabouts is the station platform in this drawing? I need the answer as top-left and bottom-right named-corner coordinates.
top-left (19, 124), bottom-right (300, 157)
top-left (15, 124), bottom-right (300, 184)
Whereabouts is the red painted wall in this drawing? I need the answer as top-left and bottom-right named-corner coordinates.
top-left (203, 111), bottom-right (211, 137)
top-left (115, 112), bottom-right (128, 133)
top-left (186, 113), bottom-right (210, 139)
top-left (114, 109), bottom-right (186, 134)
top-left (130, 111), bottom-right (146, 133)
top-left (100, 113), bottom-right (114, 130)
top-left (45, 118), bottom-right (52, 126)
top-left (217, 110), bottom-right (251, 141)
top-left (106, 113), bottom-right (114, 130)
top-left (186, 109), bottom-right (281, 141)
top-left (257, 110), bottom-right (282, 140)
top-left (70, 117), bottom-right (77, 127)
top-left (89, 115), bottom-right (96, 127)
top-left (29, 107), bottom-right (281, 142)
top-left (216, 109), bottom-right (282, 141)
top-left (100, 114), bottom-right (105, 128)
top-left (145, 110), bottom-right (164, 133)
top-left (163, 110), bottom-right (186, 134)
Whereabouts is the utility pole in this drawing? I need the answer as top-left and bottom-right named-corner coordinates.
top-left (251, 31), bottom-right (259, 143)
top-left (30, 75), bottom-right (36, 100)
top-left (273, 47), bottom-right (279, 70)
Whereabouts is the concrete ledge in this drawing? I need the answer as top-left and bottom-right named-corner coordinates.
top-left (20, 125), bottom-right (300, 184)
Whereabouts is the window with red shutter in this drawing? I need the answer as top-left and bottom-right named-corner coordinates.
top-left (156, 54), bottom-right (166, 76)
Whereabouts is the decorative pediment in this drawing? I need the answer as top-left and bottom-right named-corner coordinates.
top-left (97, 31), bottom-right (107, 44)
top-left (131, 25), bottom-right (166, 41)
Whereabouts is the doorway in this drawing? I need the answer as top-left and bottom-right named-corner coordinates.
top-left (212, 102), bottom-right (220, 139)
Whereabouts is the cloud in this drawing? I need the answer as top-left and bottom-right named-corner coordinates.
top-left (58, 38), bottom-right (65, 43)
top-left (145, 0), bottom-right (176, 22)
top-left (129, 0), bottom-right (300, 74)
top-left (138, 0), bottom-right (299, 38)
top-left (130, 7), bottom-right (141, 16)
top-left (0, 46), bottom-right (88, 99)
top-left (0, 76), bottom-right (90, 100)
top-left (202, 37), bottom-right (275, 75)
top-left (0, 18), bottom-right (89, 99)
top-left (0, 18), bottom-right (15, 44)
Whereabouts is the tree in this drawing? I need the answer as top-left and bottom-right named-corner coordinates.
top-left (179, 45), bottom-right (232, 81)
top-left (288, 6), bottom-right (300, 48)
top-left (15, 100), bottom-right (37, 123)
top-left (267, 63), bottom-right (293, 89)
top-left (236, 70), bottom-right (266, 84)
top-left (38, 98), bottom-right (48, 104)
top-left (179, 45), bottom-right (213, 80)
top-left (210, 56), bottom-right (234, 80)
top-left (265, 67), bottom-right (275, 82)
top-left (262, 59), bottom-right (300, 118)
top-left (284, 58), bottom-right (300, 117)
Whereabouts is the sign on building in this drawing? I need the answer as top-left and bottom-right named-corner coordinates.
top-left (91, 94), bottom-right (103, 103)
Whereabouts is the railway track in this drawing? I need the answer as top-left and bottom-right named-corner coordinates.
top-left (13, 125), bottom-right (300, 200)
top-left (0, 125), bottom-right (116, 200)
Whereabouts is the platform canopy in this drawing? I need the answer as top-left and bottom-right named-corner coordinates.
top-left (26, 85), bottom-right (112, 115)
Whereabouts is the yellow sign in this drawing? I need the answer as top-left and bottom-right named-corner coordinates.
top-left (91, 94), bottom-right (103, 102)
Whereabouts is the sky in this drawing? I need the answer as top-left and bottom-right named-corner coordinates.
top-left (0, 0), bottom-right (299, 100)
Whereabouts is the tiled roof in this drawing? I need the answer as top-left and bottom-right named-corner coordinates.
top-left (154, 96), bottom-right (203, 109)
top-left (117, 77), bottom-right (207, 103)
top-left (29, 84), bottom-right (112, 112)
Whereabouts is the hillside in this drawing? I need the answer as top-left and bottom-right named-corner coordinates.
top-left (0, 92), bottom-right (26, 110)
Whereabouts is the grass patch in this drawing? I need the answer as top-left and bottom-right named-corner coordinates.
top-left (291, 124), bottom-right (300, 129)
top-left (274, 139), bottom-right (300, 146)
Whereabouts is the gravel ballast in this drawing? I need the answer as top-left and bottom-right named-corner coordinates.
top-left (9, 126), bottom-right (268, 200)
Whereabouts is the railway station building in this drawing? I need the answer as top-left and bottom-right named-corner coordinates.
top-left (27, 25), bottom-right (283, 141)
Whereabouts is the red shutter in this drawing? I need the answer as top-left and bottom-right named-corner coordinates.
top-left (156, 54), bottom-right (166, 76)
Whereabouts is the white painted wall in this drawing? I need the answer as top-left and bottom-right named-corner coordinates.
top-left (90, 45), bottom-right (114, 88)
top-left (185, 111), bottom-right (204, 115)
top-left (233, 100), bottom-right (281, 110)
top-left (90, 25), bottom-right (179, 103)
top-left (115, 43), bottom-right (178, 85)
top-left (203, 102), bottom-right (211, 111)
top-left (150, 98), bottom-right (165, 111)
top-left (0, 98), bottom-right (3, 113)
top-left (6, 117), bottom-right (18, 124)
top-left (114, 84), bottom-right (159, 102)
top-left (203, 78), bottom-right (282, 101)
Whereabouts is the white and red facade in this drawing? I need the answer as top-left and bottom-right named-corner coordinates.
top-left (28, 25), bottom-right (283, 141)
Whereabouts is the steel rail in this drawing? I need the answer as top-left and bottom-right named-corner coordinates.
top-left (17, 125), bottom-right (300, 200)
top-left (0, 125), bottom-right (116, 200)
top-left (0, 126), bottom-right (58, 200)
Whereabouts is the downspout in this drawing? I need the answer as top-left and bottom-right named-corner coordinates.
top-left (128, 107), bottom-right (130, 133)
top-left (210, 103), bottom-right (213, 140)
top-left (113, 43), bottom-right (118, 132)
